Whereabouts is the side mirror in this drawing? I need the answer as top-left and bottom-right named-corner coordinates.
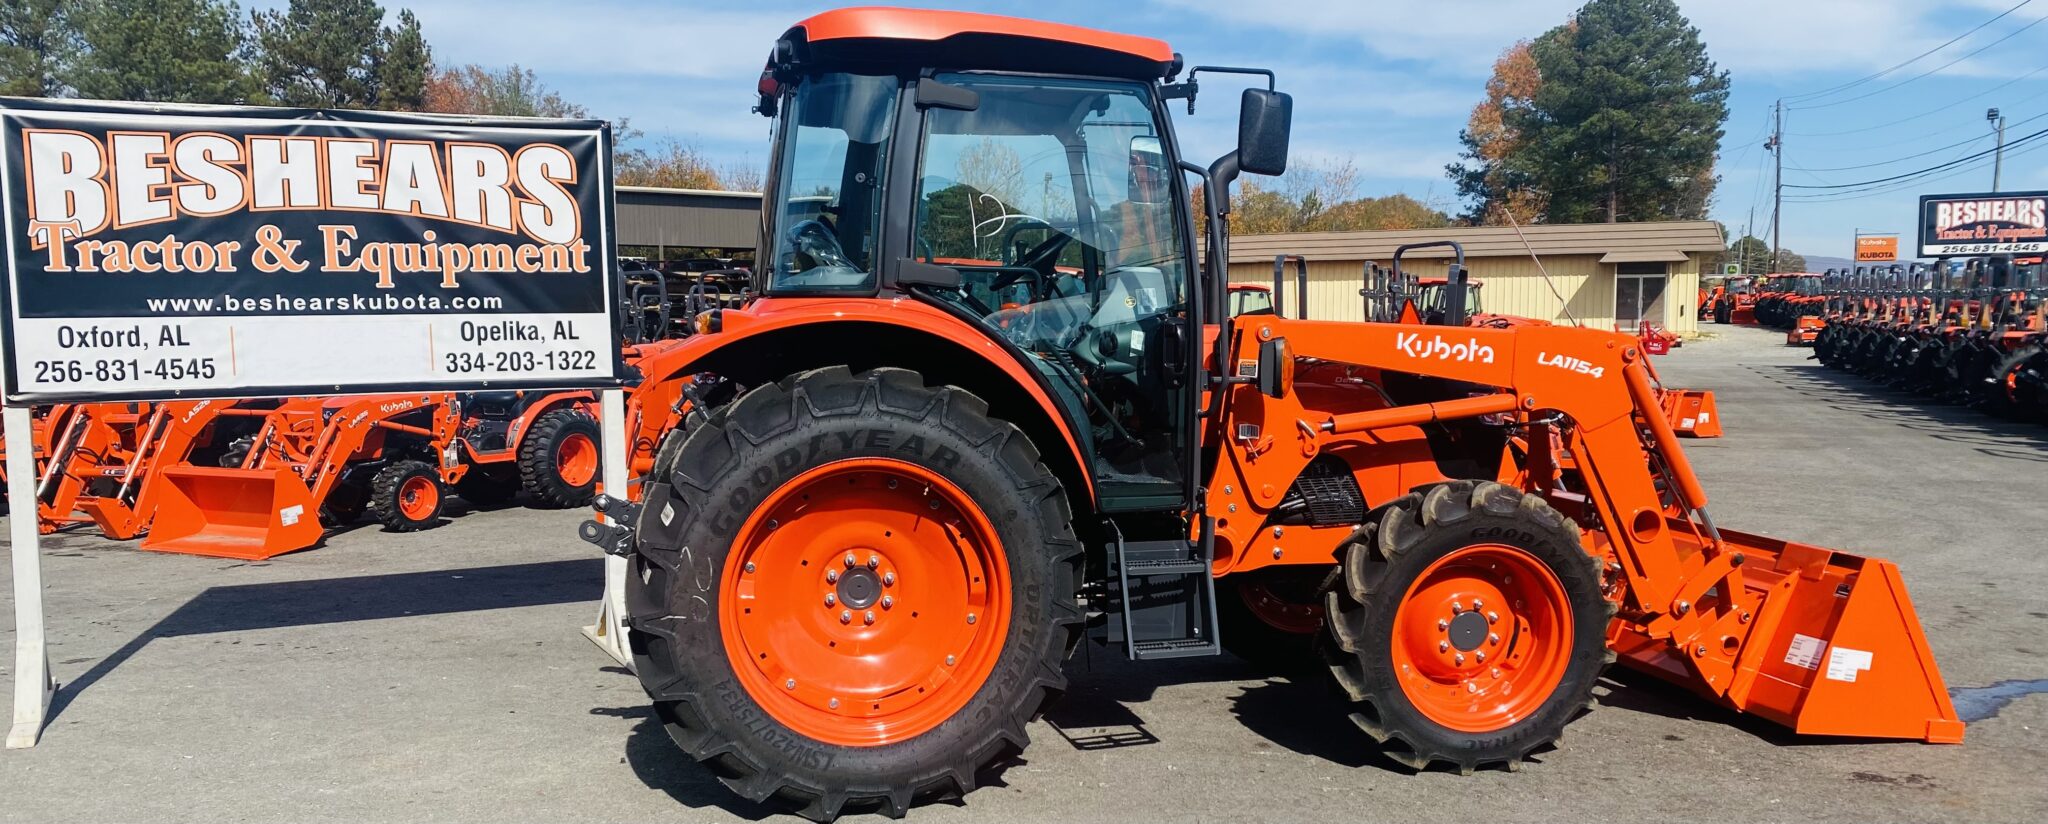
top-left (1128, 136), bottom-right (1170, 205)
top-left (1257, 336), bottom-right (1293, 399)
top-left (1237, 88), bottom-right (1292, 177)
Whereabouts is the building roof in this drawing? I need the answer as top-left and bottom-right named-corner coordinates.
top-left (1224, 220), bottom-right (1725, 265)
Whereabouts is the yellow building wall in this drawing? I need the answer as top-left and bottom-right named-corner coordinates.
top-left (1229, 250), bottom-right (1709, 336)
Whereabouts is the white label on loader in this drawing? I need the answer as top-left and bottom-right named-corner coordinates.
top-left (1784, 633), bottom-right (1827, 670)
top-left (1826, 646), bottom-right (1874, 682)
top-left (1698, 412), bottom-right (1711, 423)
top-left (1681, 418), bottom-right (1697, 429)
top-left (279, 504), bottom-right (304, 526)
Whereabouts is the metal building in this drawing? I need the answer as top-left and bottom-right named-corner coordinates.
top-left (614, 186), bottom-right (762, 261)
top-left (1227, 220), bottom-right (1725, 335)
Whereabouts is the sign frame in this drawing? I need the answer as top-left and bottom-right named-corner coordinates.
top-left (1916, 190), bottom-right (2048, 259)
top-left (0, 97), bottom-right (627, 404)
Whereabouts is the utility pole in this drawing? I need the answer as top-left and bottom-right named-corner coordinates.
top-left (1767, 100), bottom-right (1783, 274)
top-left (1988, 107), bottom-right (2006, 192)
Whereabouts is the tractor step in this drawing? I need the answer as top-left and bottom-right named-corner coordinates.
top-left (1100, 524), bottom-right (1221, 661)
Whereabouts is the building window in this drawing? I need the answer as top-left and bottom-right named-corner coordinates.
top-left (1615, 262), bottom-right (1668, 328)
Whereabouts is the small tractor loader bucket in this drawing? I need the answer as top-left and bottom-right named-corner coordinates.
top-left (140, 466), bottom-right (324, 560)
top-left (1661, 389), bottom-right (1722, 438)
top-left (1609, 523), bottom-right (1963, 744)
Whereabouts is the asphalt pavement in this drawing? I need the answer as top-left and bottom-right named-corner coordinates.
top-left (2, 324), bottom-right (2044, 823)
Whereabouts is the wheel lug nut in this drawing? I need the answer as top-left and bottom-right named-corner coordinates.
top-left (1452, 601), bottom-right (1464, 613)
top-left (864, 611), bottom-right (876, 625)
top-left (1466, 682), bottom-right (1478, 693)
top-left (1439, 640), bottom-right (1450, 652)
top-left (967, 613), bottom-right (978, 625)
top-left (1488, 632), bottom-right (1500, 645)
top-left (1487, 611), bottom-right (1499, 624)
top-left (840, 610), bottom-right (852, 624)
top-left (1454, 653), bottom-right (1466, 665)
top-left (1472, 598), bottom-right (1484, 610)
top-left (1437, 619), bottom-right (1448, 631)
top-left (868, 554), bottom-right (879, 569)
top-left (881, 596), bottom-right (894, 609)
top-left (785, 679), bottom-right (796, 690)
top-left (744, 562), bottom-right (756, 573)
top-left (845, 553), bottom-right (857, 567)
top-left (825, 594), bottom-right (837, 607)
top-left (826, 570), bottom-right (839, 583)
top-left (1476, 651), bottom-right (1486, 663)
top-left (883, 572), bottom-right (896, 586)
top-left (1491, 668), bottom-right (1501, 678)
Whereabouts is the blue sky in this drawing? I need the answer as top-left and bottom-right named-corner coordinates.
top-left (257, 0), bottom-right (2048, 261)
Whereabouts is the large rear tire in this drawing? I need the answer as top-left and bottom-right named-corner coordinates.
top-left (1322, 480), bottom-right (1613, 773)
top-left (627, 367), bottom-right (1083, 820)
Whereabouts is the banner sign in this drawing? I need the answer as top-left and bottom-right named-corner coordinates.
top-left (1854, 234), bottom-right (1899, 262)
top-left (0, 98), bottom-right (621, 403)
top-left (1918, 191), bottom-right (2048, 258)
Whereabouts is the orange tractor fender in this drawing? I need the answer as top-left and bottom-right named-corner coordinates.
top-left (622, 297), bottom-right (1095, 507)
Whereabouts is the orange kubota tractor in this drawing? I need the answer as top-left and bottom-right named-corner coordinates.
top-left (579, 10), bottom-right (1958, 819)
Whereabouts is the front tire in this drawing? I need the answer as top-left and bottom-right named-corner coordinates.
top-left (627, 367), bottom-right (1083, 820)
top-left (367, 460), bottom-right (444, 532)
top-left (519, 408), bottom-right (601, 508)
top-left (1322, 480), bottom-right (1613, 773)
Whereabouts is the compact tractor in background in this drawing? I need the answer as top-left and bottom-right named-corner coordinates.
top-left (581, 9), bottom-right (1956, 820)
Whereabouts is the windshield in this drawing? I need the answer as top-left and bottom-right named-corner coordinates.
top-left (766, 72), bottom-right (898, 293)
top-left (913, 73), bottom-right (1189, 497)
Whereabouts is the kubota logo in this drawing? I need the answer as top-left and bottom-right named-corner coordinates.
top-left (1538, 352), bottom-right (1604, 378)
top-left (379, 400), bottom-right (416, 414)
top-left (1395, 331), bottom-right (1495, 364)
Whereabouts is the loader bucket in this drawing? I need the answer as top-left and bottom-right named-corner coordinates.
top-left (1661, 389), bottom-right (1722, 438)
top-left (140, 466), bottom-right (324, 560)
top-left (1611, 523), bottom-right (1963, 744)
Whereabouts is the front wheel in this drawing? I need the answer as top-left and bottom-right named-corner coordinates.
top-left (367, 460), bottom-right (445, 532)
top-left (626, 367), bottom-right (1083, 820)
top-left (1322, 480), bottom-right (1613, 773)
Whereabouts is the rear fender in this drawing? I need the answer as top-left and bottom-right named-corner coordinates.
top-left (626, 298), bottom-right (1096, 509)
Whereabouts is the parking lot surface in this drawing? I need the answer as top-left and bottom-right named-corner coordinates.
top-left (3, 324), bottom-right (2044, 823)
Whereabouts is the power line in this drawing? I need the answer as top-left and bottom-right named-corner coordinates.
top-left (1786, 60), bottom-right (2048, 138)
top-left (1783, 124), bottom-right (2048, 188)
top-left (1783, 0), bottom-right (2036, 103)
top-left (1784, 134), bottom-right (2048, 201)
top-left (1790, 11), bottom-right (2048, 111)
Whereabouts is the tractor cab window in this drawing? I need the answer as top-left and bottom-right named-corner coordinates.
top-left (913, 73), bottom-right (1190, 505)
top-left (766, 72), bottom-right (899, 294)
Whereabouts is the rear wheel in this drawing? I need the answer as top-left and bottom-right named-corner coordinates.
top-left (519, 408), bottom-right (601, 508)
top-left (1322, 480), bottom-right (1612, 773)
top-left (368, 460), bottom-right (444, 532)
top-left (627, 367), bottom-right (1082, 820)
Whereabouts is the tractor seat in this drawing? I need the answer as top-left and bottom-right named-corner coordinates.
top-left (462, 391), bottom-right (522, 418)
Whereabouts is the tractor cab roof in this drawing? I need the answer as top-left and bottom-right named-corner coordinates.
top-left (775, 7), bottom-right (1178, 81)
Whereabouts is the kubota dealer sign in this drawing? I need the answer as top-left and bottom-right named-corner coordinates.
top-left (0, 98), bottom-right (620, 403)
top-left (1918, 191), bottom-right (2048, 257)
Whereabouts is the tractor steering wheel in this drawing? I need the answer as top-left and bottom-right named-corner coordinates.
top-left (785, 219), bottom-right (853, 274)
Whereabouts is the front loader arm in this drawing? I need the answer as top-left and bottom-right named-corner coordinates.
top-left (1217, 316), bottom-right (1962, 743)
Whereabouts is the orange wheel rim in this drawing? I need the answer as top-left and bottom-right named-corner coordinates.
top-left (1389, 544), bottom-right (1573, 733)
top-left (720, 457), bottom-right (1009, 748)
top-left (555, 432), bottom-right (598, 487)
top-left (398, 476), bottom-right (439, 520)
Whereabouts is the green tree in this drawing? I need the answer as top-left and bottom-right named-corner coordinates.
top-left (1446, 39), bottom-right (1550, 225)
top-left (0, 0), bottom-right (80, 97)
top-left (249, 0), bottom-right (429, 110)
top-left (1719, 235), bottom-right (1805, 274)
top-left (72, 0), bottom-right (251, 103)
top-left (373, 9), bottom-right (430, 110)
top-left (1459, 0), bottom-right (1729, 224)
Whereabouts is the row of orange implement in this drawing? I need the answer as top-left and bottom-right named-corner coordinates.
top-left (1, 390), bottom-right (603, 560)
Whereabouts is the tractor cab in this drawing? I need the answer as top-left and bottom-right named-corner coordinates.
top-left (750, 9), bottom-right (1285, 510)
